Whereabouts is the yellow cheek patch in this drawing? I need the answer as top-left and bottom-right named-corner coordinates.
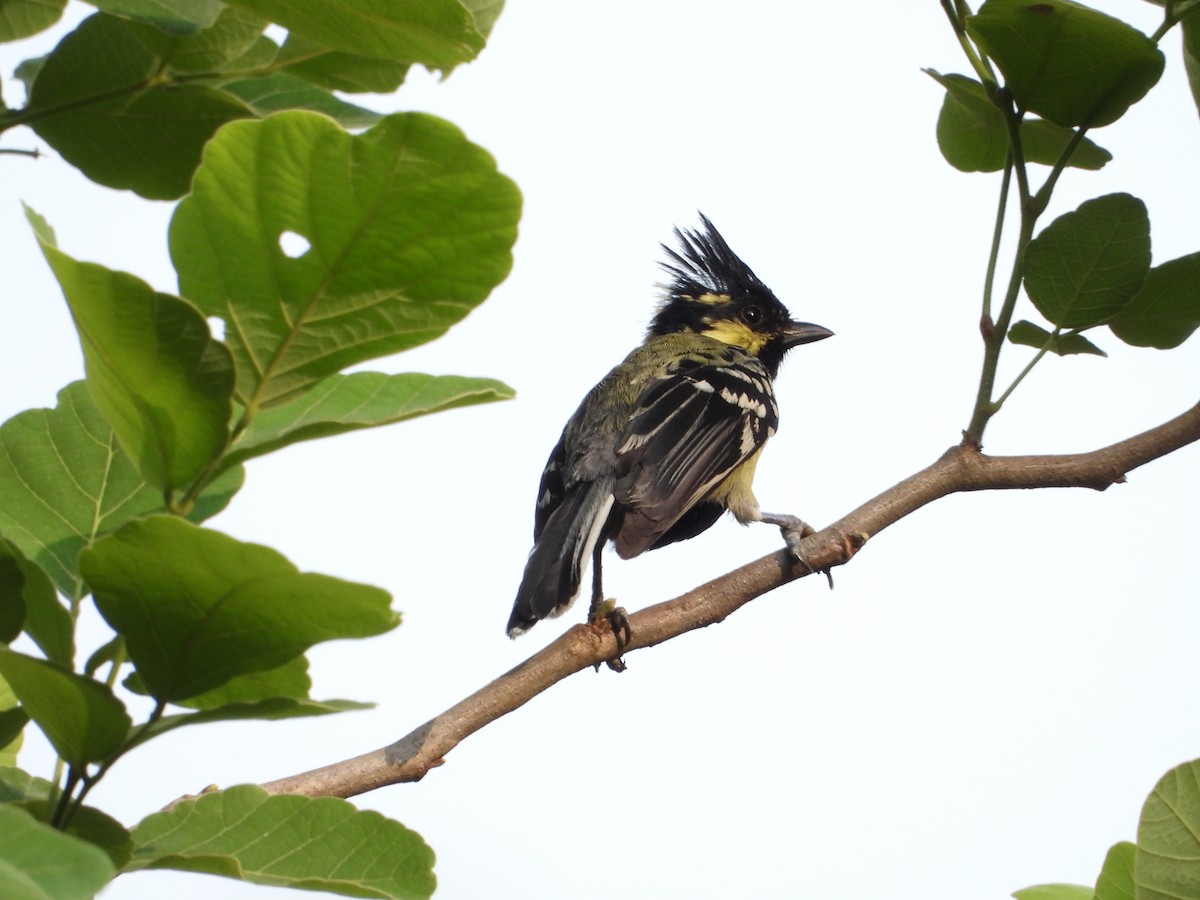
top-left (701, 318), bottom-right (769, 354)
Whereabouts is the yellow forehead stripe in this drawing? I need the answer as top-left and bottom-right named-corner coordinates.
top-left (701, 318), bottom-right (769, 355)
top-left (696, 292), bottom-right (729, 306)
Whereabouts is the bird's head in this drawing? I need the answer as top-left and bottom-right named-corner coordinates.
top-left (650, 214), bottom-right (832, 377)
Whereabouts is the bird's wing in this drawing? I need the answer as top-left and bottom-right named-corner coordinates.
top-left (531, 432), bottom-right (567, 541)
top-left (612, 356), bottom-right (778, 558)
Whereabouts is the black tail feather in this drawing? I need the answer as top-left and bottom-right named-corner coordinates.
top-left (507, 480), bottom-right (614, 637)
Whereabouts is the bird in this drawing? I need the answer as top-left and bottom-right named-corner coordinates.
top-left (506, 215), bottom-right (832, 659)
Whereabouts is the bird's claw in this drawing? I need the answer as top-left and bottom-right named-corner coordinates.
top-left (588, 599), bottom-right (632, 672)
top-left (760, 512), bottom-right (815, 572)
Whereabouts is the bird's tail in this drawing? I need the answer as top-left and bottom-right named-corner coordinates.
top-left (507, 480), bottom-right (615, 637)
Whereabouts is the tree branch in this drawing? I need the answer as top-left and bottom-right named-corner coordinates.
top-left (260, 400), bottom-right (1200, 799)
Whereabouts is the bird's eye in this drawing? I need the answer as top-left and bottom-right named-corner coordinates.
top-left (741, 305), bottom-right (764, 325)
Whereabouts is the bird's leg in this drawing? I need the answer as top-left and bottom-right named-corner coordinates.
top-left (586, 543), bottom-right (631, 672)
top-left (759, 511), bottom-right (815, 572)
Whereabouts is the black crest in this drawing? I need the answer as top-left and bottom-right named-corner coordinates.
top-left (650, 214), bottom-right (784, 338)
top-left (658, 213), bottom-right (774, 303)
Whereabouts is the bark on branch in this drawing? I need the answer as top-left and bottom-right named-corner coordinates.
top-left (260, 400), bottom-right (1200, 799)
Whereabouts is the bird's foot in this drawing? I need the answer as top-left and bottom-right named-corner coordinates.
top-left (760, 512), bottom-right (816, 572)
top-left (588, 598), bottom-right (632, 673)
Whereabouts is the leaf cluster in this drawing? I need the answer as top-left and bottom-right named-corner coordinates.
top-left (930, 0), bottom-right (1200, 443)
top-left (931, 1), bottom-right (1200, 895)
top-left (1, 1), bottom-right (518, 897)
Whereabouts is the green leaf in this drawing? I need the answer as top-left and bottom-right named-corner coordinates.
top-left (131, 697), bottom-right (372, 749)
top-left (927, 71), bottom-right (1110, 172)
top-left (461, 0), bottom-right (504, 38)
top-left (0, 383), bottom-right (242, 599)
top-left (88, 0), bottom-right (223, 34)
top-left (129, 5), bottom-right (266, 71)
top-left (28, 804), bottom-right (131, 870)
top-left (1184, 16), bottom-right (1200, 122)
top-left (1137, 758), bottom-right (1200, 899)
top-left (222, 73), bottom-right (383, 127)
top-left (1024, 193), bottom-right (1150, 329)
top-left (0, 649), bottom-right (130, 767)
top-left (28, 207), bottom-right (235, 492)
top-left (0, 769), bottom-right (133, 862)
top-left (1093, 841), bottom-right (1135, 900)
top-left (82, 516), bottom-right (398, 703)
top-left (1011, 886), bottom-right (1093, 900)
top-left (3, 789), bottom-right (133, 871)
top-left (0, 0), bottom-right (65, 43)
top-left (225, 371), bottom-right (514, 470)
top-left (222, 0), bottom-right (485, 71)
top-left (967, 0), bottom-right (1164, 127)
top-left (0, 543), bottom-right (24, 642)
top-left (0, 764), bottom-right (51, 802)
top-left (11, 53), bottom-right (43, 93)
top-left (123, 653), bottom-right (320, 709)
top-left (0, 679), bottom-right (26, 765)
top-left (26, 13), bottom-right (255, 198)
top-left (1008, 320), bottom-right (1107, 357)
top-left (275, 35), bottom-right (409, 93)
top-left (0, 804), bottom-right (115, 900)
top-left (0, 540), bottom-right (71, 665)
top-left (1108, 251), bottom-right (1200, 349)
top-left (83, 637), bottom-right (123, 680)
top-left (0, 706), bottom-right (28, 756)
top-left (153, 654), bottom-right (312, 708)
top-left (130, 785), bottom-right (436, 899)
top-left (170, 110), bottom-right (521, 409)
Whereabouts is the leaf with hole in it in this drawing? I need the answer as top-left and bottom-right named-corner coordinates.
top-left (967, 0), bottom-right (1163, 128)
top-left (0, 649), bottom-right (130, 767)
top-left (0, 383), bottom-right (243, 600)
top-left (1137, 758), bottom-right (1200, 896)
top-left (223, 0), bottom-right (486, 71)
top-left (1093, 841), bottom-right (1134, 900)
top-left (130, 785), bottom-right (435, 898)
top-left (27, 14), bottom-right (255, 199)
top-left (0, 0), bottom-right (66, 42)
top-left (926, 70), bottom-right (1110, 172)
top-left (0, 540), bottom-right (71, 666)
top-left (82, 516), bottom-right (398, 703)
top-left (0, 805), bottom-right (115, 900)
top-left (1008, 320), bottom-right (1106, 357)
top-left (1024, 193), bottom-right (1150, 330)
top-left (1108, 251), bottom-right (1200, 349)
top-left (222, 371), bottom-right (513, 471)
top-left (28, 207), bottom-right (234, 492)
top-left (170, 110), bottom-right (521, 409)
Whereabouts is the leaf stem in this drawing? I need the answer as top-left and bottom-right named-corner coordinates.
top-left (940, 0), bottom-right (998, 87)
top-left (981, 154), bottom-right (1013, 324)
top-left (1, 78), bottom-right (155, 132)
top-left (994, 334), bottom-right (1055, 410)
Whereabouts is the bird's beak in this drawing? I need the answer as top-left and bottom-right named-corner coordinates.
top-left (782, 321), bottom-right (834, 349)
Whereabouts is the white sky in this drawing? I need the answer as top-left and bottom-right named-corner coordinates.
top-left (3, 2), bottom-right (1200, 899)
